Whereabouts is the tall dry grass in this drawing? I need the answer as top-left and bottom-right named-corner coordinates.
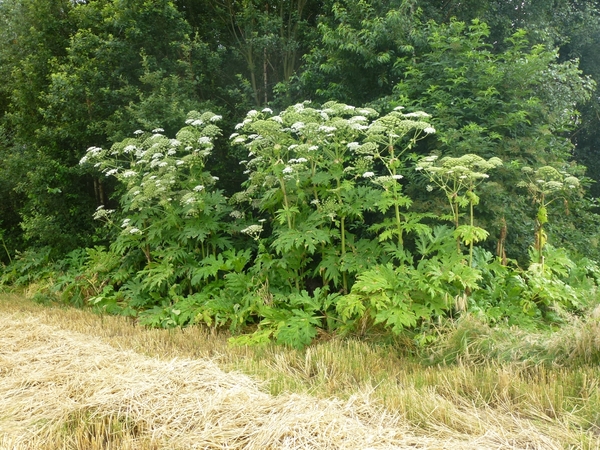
top-left (1, 294), bottom-right (599, 449)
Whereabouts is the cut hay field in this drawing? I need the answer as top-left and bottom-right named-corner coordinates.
top-left (0, 294), bottom-right (599, 449)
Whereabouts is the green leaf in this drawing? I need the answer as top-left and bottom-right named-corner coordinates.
top-left (453, 225), bottom-right (489, 245)
top-left (275, 310), bottom-right (320, 349)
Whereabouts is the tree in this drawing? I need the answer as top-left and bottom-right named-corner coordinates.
top-left (0, 0), bottom-right (222, 254)
top-left (288, 0), bottom-right (418, 106)
top-left (0, 0), bottom-right (79, 257)
top-left (208, 0), bottom-right (322, 106)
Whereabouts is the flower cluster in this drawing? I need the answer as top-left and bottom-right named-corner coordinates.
top-left (80, 110), bottom-right (225, 234)
top-left (519, 165), bottom-right (581, 196)
top-left (417, 154), bottom-right (502, 191)
top-left (241, 224), bottom-right (263, 240)
top-left (231, 102), bottom-right (437, 190)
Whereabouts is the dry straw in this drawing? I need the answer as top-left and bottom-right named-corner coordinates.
top-left (0, 311), bottom-right (565, 449)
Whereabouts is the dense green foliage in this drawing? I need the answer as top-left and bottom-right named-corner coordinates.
top-left (2, 0), bottom-right (600, 348)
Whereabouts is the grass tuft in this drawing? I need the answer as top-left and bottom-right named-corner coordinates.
top-left (428, 309), bottom-right (600, 367)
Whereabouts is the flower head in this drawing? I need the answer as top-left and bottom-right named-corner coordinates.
top-left (404, 111), bottom-right (431, 118)
top-left (319, 125), bottom-right (336, 133)
top-left (241, 224), bottom-right (263, 240)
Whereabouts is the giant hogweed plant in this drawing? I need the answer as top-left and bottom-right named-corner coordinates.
top-left (231, 103), bottom-right (484, 341)
top-left (518, 166), bottom-right (581, 271)
top-left (357, 108), bottom-right (438, 263)
top-left (336, 154), bottom-right (501, 334)
top-left (416, 154), bottom-right (503, 267)
top-left (232, 102), bottom-right (437, 292)
top-left (232, 102), bottom-right (380, 294)
top-left (413, 157), bottom-right (587, 320)
top-left (228, 102), bottom-right (388, 345)
top-left (79, 111), bottom-right (246, 323)
top-left (72, 105), bottom-right (597, 346)
top-left (502, 166), bottom-right (585, 318)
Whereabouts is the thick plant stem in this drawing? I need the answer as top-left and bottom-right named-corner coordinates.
top-left (1, 237), bottom-right (11, 264)
top-left (389, 142), bottom-right (403, 246)
top-left (143, 244), bottom-right (152, 264)
top-left (469, 194), bottom-right (474, 267)
top-left (536, 220), bottom-right (545, 273)
top-left (334, 174), bottom-right (348, 293)
top-left (279, 175), bottom-right (300, 290)
top-left (448, 195), bottom-right (461, 255)
top-left (311, 160), bottom-right (319, 203)
top-left (341, 215), bottom-right (348, 293)
top-left (279, 176), bottom-right (293, 231)
top-left (535, 196), bottom-right (548, 273)
top-left (394, 201), bottom-right (403, 246)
